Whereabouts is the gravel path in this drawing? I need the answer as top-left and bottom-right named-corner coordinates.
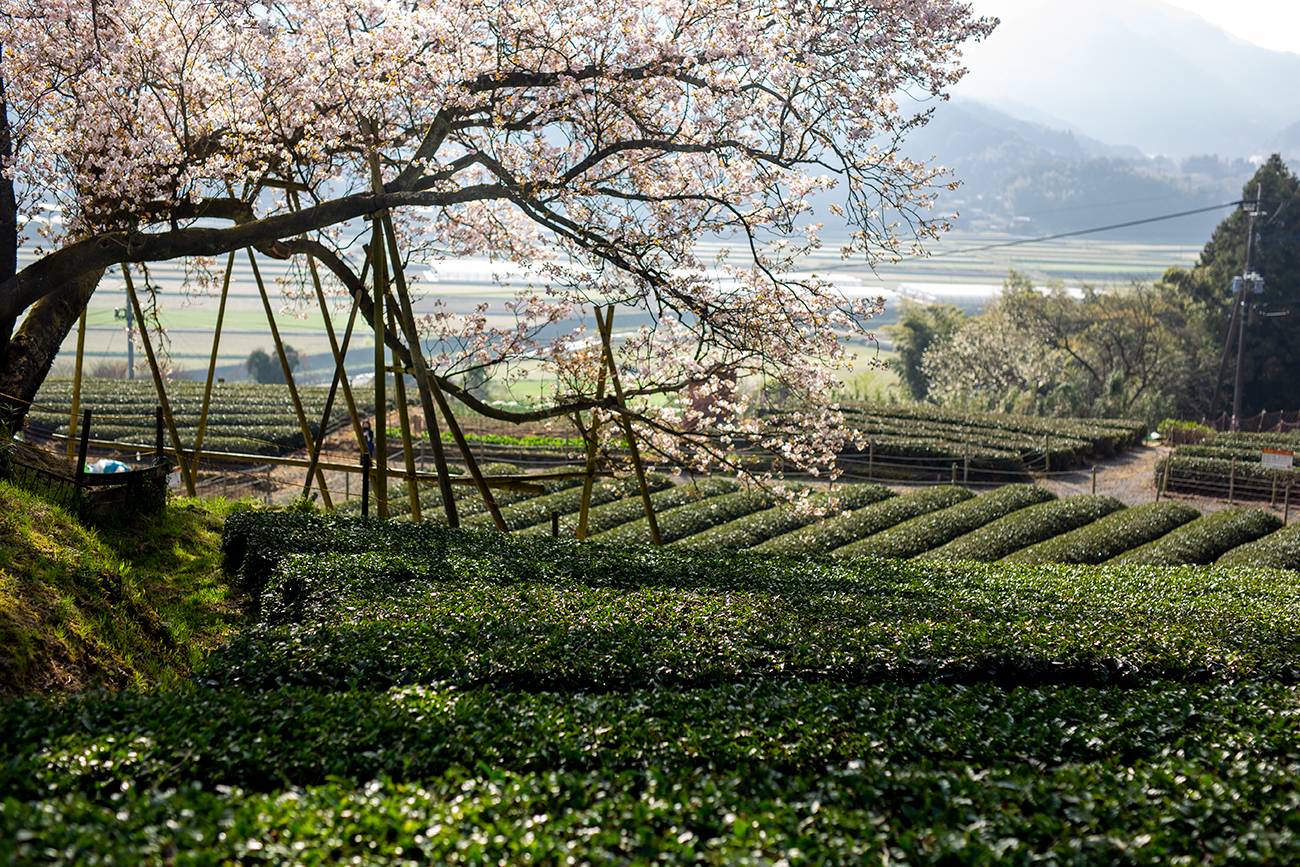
top-left (1034, 442), bottom-right (1292, 521)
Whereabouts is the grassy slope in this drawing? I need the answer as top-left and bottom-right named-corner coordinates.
top-left (0, 481), bottom-right (247, 699)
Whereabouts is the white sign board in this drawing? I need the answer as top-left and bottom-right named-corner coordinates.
top-left (1261, 448), bottom-right (1294, 470)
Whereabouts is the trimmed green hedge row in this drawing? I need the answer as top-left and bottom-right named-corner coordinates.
top-left (675, 483), bottom-right (895, 550)
top-left (461, 473), bottom-right (673, 531)
top-left (920, 495), bottom-right (1125, 563)
top-left (1216, 522), bottom-right (1300, 571)
top-left (589, 487), bottom-right (789, 546)
top-left (2, 681), bottom-right (1296, 813)
top-left (1006, 501), bottom-right (1202, 565)
top-left (207, 532), bottom-right (1300, 693)
top-left (832, 483), bottom-right (1055, 560)
top-left (1117, 508), bottom-right (1286, 566)
top-left (755, 486), bottom-right (974, 555)
top-left (519, 477), bottom-right (742, 537)
top-left (7, 725), bottom-right (1300, 866)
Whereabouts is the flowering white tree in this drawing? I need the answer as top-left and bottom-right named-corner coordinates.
top-left (0, 0), bottom-right (993, 475)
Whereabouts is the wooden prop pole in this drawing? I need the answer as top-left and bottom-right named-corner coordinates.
top-left (595, 305), bottom-right (661, 546)
top-left (577, 309), bottom-right (610, 540)
top-left (246, 250), bottom-right (334, 509)
top-left (370, 222), bottom-right (389, 518)
top-left (67, 308), bottom-right (87, 460)
top-left (389, 309), bottom-right (422, 521)
top-left (193, 251), bottom-right (236, 470)
top-left (122, 268), bottom-right (197, 495)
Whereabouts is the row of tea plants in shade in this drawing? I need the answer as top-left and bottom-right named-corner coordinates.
top-left (828, 401), bottom-right (1147, 483)
top-left (347, 461), bottom-right (1300, 569)
top-left (1156, 429), bottom-right (1300, 503)
top-left (5, 509), bottom-right (1300, 864)
top-left (28, 378), bottom-right (374, 456)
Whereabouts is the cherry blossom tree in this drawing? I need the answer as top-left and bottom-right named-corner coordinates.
top-left (0, 0), bottom-right (994, 477)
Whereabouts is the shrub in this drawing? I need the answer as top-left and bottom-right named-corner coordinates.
top-left (921, 495), bottom-right (1125, 563)
top-left (756, 486), bottom-right (974, 555)
top-left (1216, 522), bottom-right (1300, 571)
top-left (676, 483), bottom-right (895, 550)
top-left (1006, 501), bottom-right (1201, 565)
top-left (1115, 508), bottom-right (1286, 566)
top-left (833, 484), bottom-right (1056, 560)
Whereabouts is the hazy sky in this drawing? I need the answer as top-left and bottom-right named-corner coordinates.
top-left (967, 0), bottom-right (1300, 55)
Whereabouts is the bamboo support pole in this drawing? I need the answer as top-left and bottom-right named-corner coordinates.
top-left (246, 249), bottom-right (334, 509)
top-left (193, 251), bottom-right (236, 470)
top-left (122, 268), bottom-right (197, 496)
top-left (370, 223), bottom-right (389, 518)
top-left (380, 211), bottom-right (506, 531)
top-left (595, 305), bottom-right (661, 545)
top-left (389, 310), bottom-right (422, 522)
top-left (67, 308), bottom-right (87, 460)
top-left (577, 313), bottom-right (610, 540)
top-left (289, 189), bottom-right (371, 498)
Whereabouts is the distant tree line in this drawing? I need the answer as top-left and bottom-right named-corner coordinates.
top-left (890, 155), bottom-right (1300, 423)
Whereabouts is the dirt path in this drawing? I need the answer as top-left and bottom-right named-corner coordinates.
top-left (1034, 442), bottom-right (1290, 520)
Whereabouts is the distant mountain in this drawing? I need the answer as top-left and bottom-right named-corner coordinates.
top-left (902, 99), bottom-right (1251, 243)
top-left (952, 0), bottom-right (1300, 160)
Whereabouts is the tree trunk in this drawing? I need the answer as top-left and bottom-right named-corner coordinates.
top-left (0, 269), bottom-right (104, 422)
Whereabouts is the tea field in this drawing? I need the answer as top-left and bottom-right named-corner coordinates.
top-left (3, 509), bottom-right (1300, 864)
top-left (27, 379), bottom-right (373, 456)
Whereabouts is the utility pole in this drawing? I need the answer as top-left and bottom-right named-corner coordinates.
top-left (1231, 186), bottom-right (1265, 431)
top-left (114, 290), bottom-right (135, 380)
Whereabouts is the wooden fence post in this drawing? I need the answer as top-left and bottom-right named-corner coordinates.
top-left (1229, 458), bottom-right (1236, 504)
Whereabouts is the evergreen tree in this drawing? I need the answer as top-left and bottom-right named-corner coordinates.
top-left (1163, 154), bottom-right (1300, 416)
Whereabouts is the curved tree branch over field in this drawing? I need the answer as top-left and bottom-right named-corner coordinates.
top-left (0, 0), bottom-right (993, 474)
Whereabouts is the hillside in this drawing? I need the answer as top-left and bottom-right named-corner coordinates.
top-left (0, 481), bottom-right (246, 699)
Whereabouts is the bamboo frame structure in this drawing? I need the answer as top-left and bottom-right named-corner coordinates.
top-left (380, 211), bottom-right (508, 531)
top-left (122, 268), bottom-right (198, 495)
top-left (594, 305), bottom-right (661, 545)
top-left (288, 186), bottom-right (371, 504)
top-left (247, 249), bottom-right (334, 510)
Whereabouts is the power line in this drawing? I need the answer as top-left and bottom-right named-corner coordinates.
top-left (926, 200), bottom-right (1245, 258)
top-left (814, 200), bottom-right (1246, 272)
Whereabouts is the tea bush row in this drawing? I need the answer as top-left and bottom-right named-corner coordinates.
top-left (1117, 508), bottom-right (1286, 566)
top-left (833, 483), bottom-right (1055, 560)
top-left (755, 486), bottom-right (974, 555)
top-left (920, 495), bottom-right (1125, 563)
top-left (1006, 501), bottom-right (1202, 565)
top-left (590, 487), bottom-right (788, 546)
top-left (1217, 522), bottom-right (1300, 570)
top-left (7, 743), bottom-right (1300, 866)
top-left (676, 483), bottom-right (895, 550)
top-left (519, 477), bottom-right (742, 538)
top-left (460, 473), bottom-right (673, 531)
